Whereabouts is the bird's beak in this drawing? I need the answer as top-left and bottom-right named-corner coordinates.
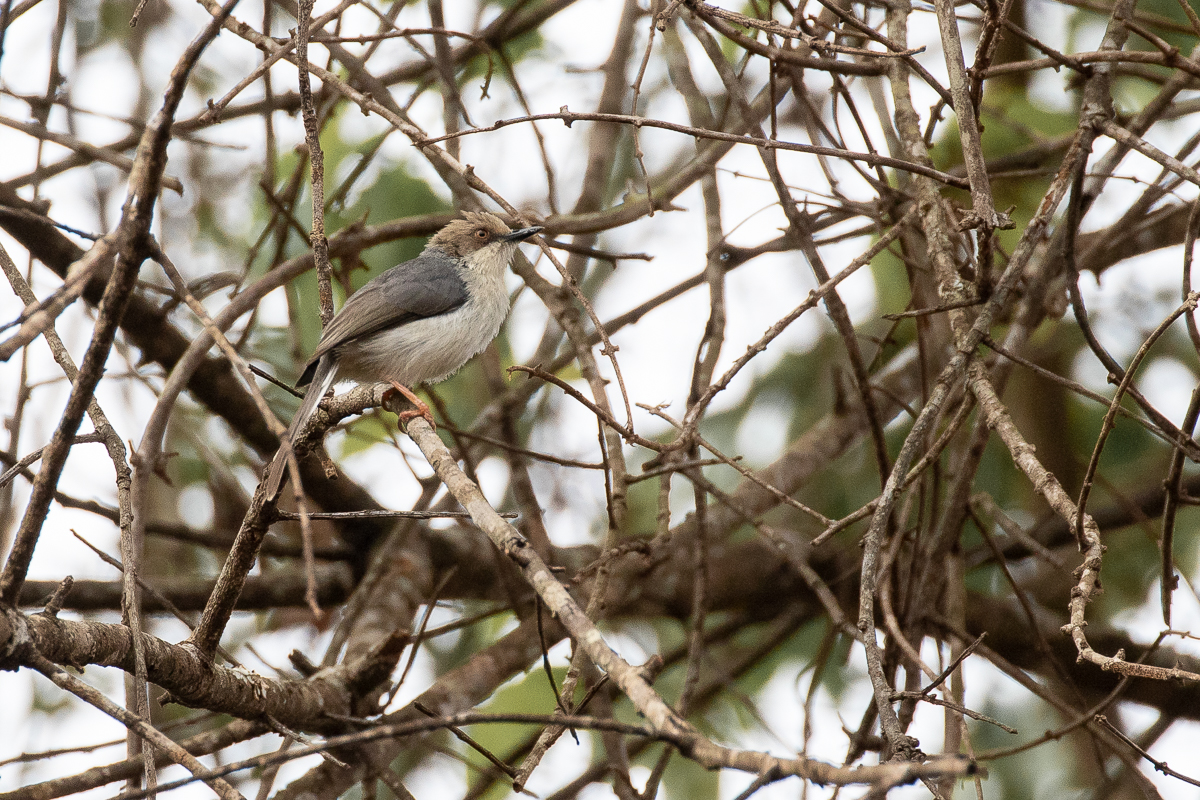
top-left (500, 225), bottom-right (543, 243)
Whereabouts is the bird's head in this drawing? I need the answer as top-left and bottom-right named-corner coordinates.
top-left (427, 211), bottom-right (542, 274)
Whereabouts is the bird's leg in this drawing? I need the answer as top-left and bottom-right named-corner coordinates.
top-left (384, 380), bottom-right (436, 430)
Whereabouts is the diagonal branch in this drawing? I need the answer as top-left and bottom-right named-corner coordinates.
top-left (400, 413), bottom-right (979, 787)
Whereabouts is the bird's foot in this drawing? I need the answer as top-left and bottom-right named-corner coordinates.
top-left (384, 381), bottom-right (436, 430)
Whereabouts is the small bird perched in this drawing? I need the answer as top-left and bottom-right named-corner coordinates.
top-left (263, 211), bottom-right (542, 497)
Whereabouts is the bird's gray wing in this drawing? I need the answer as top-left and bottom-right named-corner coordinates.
top-left (299, 251), bottom-right (468, 385)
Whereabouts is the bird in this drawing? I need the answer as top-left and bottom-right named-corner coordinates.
top-left (262, 211), bottom-right (542, 497)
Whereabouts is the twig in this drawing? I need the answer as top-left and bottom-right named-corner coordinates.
top-left (0, 432), bottom-right (105, 490)
top-left (415, 702), bottom-right (518, 778)
top-left (295, 0), bottom-right (333, 327)
top-left (506, 364), bottom-right (664, 451)
top-left (401, 415), bottom-right (980, 787)
top-left (1094, 714), bottom-right (1200, 788)
top-left (683, 208), bottom-right (913, 433)
top-left (70, 531), bottom-right (241, 666)
top-left (1074, 294), bottom-right (1198, 542)
top-left (274, 509), bottom-right (518, 520)
top-left (889, 690), bottom-right (1017, 734)
top-left (1100, 119), bottom-right (1200, 187)
top-left (0, 238), bottom-right (111, 361)
top-left (0, 115), bottom-right (183, 193)
top-left (970, 359), bottom-right (1200, 683)
top-left (932, 0), bottom-right (1009, 231)
top-left (415, 109), bottom-right (970, 188)
top-left (981, 335), bottom-right (1200, 458)
top-left (26, 652), bottom-right (244, 800)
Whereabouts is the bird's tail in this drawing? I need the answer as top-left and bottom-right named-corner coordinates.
top-left (262, 356), bottom-right (339, 498)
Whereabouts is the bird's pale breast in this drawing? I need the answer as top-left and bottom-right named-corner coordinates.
top-left (335, 271), bottom-right (509, 387)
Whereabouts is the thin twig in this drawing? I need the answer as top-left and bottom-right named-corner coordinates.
top-left (415, 109), bottom-right (969, 188)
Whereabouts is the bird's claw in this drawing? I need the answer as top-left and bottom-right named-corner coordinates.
top-left (384, 381), bottom-right (436, 431)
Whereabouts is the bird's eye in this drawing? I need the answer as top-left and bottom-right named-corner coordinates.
top-left (474, 229), bottom-right (488, 240)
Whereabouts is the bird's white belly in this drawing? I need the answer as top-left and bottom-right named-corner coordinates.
top-left (336, 290), bottom-right (509, 388)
